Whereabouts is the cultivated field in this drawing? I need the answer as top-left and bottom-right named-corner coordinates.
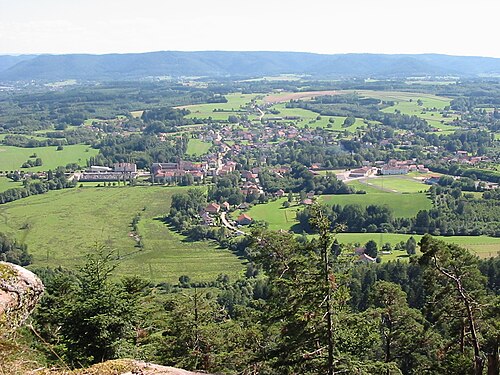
top-left (0, 186), bottom-right (245, 283)
top-left (0, 144), bottom-right (99, 171)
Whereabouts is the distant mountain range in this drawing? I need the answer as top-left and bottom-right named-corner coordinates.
top-left (1, 51), bottom-right (500, 81)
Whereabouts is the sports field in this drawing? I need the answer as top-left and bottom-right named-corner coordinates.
top-left (355, 176), bottom-right (430, 193)
top-left (0, 144), bottom-right (98, 171)
top-left (0, 186), bottom-right (245, 283)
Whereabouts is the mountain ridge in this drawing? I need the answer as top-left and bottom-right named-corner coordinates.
top-left (1, 51), bottom-right (500, 81)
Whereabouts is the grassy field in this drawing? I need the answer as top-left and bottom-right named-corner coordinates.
top-left (0, 186), bottom-right (245, 283)
top-left (233, 198), bottom-right (301, 231)
top-left (353, 90), bottom-right (459, 132)
top-left (320, 192), bottom-right (432, 218)
top-left (0, 144), bottom-right (98, 172)
top-left (0, 177), bottom-right (22, 192)
top-left (356, 176), bottom-right (430, 193)
top-left (335, 233), bottom-right (500, 260)
top-left (179, 93), bottom-right (259, 121)
top-left (186, 138), bottom-right (212, 156)
top-left (264, 103), bottom-right (366, 131)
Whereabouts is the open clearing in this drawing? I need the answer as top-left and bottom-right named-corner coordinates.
top-left (186, 138), bottom-right (212, 156)
top-left (356, 176), bottom-right (430, 193)
top-left (320, 192), bottom-right (432, 218)
top-left (178, 93), bottom-right (260, 121)
top-left (0, 144), bottom-right (98, 171)
top-left (0, 186), bottom-right (245, 283)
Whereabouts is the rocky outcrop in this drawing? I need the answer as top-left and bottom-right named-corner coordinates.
top-left (29, 360), bottom-right (211, 375)
top-left (0, 261), bottom-right (44, 329)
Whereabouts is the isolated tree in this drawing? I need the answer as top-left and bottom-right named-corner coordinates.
top-left (365, 240), bottom-right (378, 258)
top-left (405, 236), bottom-right (417, 255)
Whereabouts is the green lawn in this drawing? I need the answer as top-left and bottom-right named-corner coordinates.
top-left (0, 144), bottom-right (98, 172)
top-left (356, 176), bottom-right (430, 193)
top-left (186, 138), bottom-right (212, 156)
top-left (0, 186), bottom-right (245, 283)
top-left (320, 192), bottom-right (432, 218)
top-left (0, 177), bottom-right (22, 193)
top-left (235, 198), bottom-right (300, 231)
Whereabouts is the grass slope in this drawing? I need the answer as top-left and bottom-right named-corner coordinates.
top-left (0, 144), bottom-right (98, 172)
top-left (0, 186), bottom-right (244, 283)
top-left (0, 177), bottom-right (22, 193)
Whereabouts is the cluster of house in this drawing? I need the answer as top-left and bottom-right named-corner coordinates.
top-left (443, 151), bottom-right (489, 165)
top-left (151, 159), bottom-right (239, 182)
top-left (77, 163), bottom-right (138, 182)
top-left (200, 201), bottom-right (253, 227)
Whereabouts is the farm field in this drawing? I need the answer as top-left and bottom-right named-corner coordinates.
top-left (186, 138), bottom-right (212, 156)
top-left (320, 192), bottom-right (432, 218)
top-left (0, 186), bottom-right (245, 283)
top-left (179, 93), bottom-right (259, 121)
top-left (0, 177), bottom-right (22, 192)
top-left (0, 144), bottom-right (98, 171)
top-left (264, 103), bottom-right (366, 131)
top-left (356, 176), bottom-right (430, 193)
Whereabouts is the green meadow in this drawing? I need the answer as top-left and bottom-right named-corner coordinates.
top-left (264, 103), bottom-right (366, 131)
top-left (355, 176), bottom-right (430, 193)
top-left (180, 93), bottom-right (259, 121)
top-left (0, 186), bottom-right (245, 283)
top-left (320, 192), bottom-right (432, 218)
top-left (0, 177), bottom-right (23, 193)
top-left (186, 138), bottom-right (212, 156)
top-left (0, 144), bottom-right (99, 171)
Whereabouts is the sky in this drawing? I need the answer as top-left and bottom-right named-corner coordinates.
top-left (1, 0), bottom-right (499, 57)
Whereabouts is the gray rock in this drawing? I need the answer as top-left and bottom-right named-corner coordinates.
top-left (0, 262), bottom-right (44, 329)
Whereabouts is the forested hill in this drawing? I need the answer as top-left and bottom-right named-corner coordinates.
top-left (1, 51), bottom-right (500, 81)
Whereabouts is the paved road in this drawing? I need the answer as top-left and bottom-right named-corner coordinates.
top-left (220, 212), bottom-right (246, 236)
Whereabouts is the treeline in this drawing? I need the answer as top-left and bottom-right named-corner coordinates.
top-left (28, 225), bottom-right (500, 374)
top-left (259, 162), bottom-right (355, 194)
top-left (92, 134), bottom-right (188, 169)
top-left (0, 171), bottom-right (76, 205)
top-left (2, 127), bottom-right (98, 148)
top-left (296, 185), bottom-right (500, 236)
top-left (0, 232), bottom-right (31, 266)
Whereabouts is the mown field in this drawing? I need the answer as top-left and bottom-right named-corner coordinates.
top-left (355, 176), bottom-right (430, 193)
top-left (320, 192), bottom-right (432, 218)
top-left (0, 177), bottom-right (22, 192)
top-left (0, 144), bottom-right (99, 171)
top-left (186, 138), bottom-right (212, 156)
top-left (0, 186), bottom-right (245, 283)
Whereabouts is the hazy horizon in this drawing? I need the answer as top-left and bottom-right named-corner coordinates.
top-left (1, 0), bottom-right (500, 58)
